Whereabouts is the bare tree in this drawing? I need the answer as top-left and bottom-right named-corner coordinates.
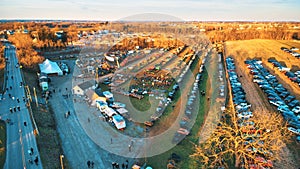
top-left (191, 109), bottom-right (292, 169)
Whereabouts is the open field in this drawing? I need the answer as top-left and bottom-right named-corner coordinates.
top-left (225, 39), bottom-right (300, 168)
top-left (0, 121), bottom-right (6, 169)
top-left (225, 39), bottom-right (300, 68)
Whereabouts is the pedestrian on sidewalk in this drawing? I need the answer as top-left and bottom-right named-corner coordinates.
top-left (91, 161), bottom-right (94, 168)
top-left (28, 159), bottom-right (33, 164)
top-left (34, 156), bottom-right (38, 165)
top-left (128, 144), bottom-right (131, 152)
top-left (122, 163), bottom-right (125, 169)
top-left (130, 140), bottom-right (134, 147)
top-left (31, 147), bottom-right (34, 154)
top-left (28, 149), bottom-right (32, 155)
top-left (87, 160), bottom-right (91, 168)
top-left (112, 162), bottom-right (116, 169)
top-left (116, 163), bottom-right (119, 169)
top-left (24, 121), bottom-right (27, 126)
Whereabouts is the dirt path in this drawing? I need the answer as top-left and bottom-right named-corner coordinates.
top-left (199, 51), bottom-right (226, 144)
top-left (233, 59), bottom-right (275, 112)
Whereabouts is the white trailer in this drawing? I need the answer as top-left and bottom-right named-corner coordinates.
top-left (112, 114), bottom-right (126, 130)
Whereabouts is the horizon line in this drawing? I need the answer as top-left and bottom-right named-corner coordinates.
top-left (1, 19), bottom-right (300, 23)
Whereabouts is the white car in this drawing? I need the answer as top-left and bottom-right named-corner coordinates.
top-left (237, 112), bottom-right (253, 119)
top-left (288, 127), bottom-right (300, 135)
top-left (236, 103), bottom-right (251, 110)
top-left (292, 106), bottom-right (300, 114)
top-left (277, 106), bottom-right (290, 113)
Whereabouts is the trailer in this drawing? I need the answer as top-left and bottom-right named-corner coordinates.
top-left (112, 114), bottom-right (126, 130)
top-left (103, 107), bottom-right (117, 117)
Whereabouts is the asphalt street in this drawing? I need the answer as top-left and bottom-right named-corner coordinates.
top-left (47, 61), bottom-right (132, 169)
top-left (0, 44), bottom-right (43, 169)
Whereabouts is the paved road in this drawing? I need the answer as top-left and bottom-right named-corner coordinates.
top-left (0, 44), bottom-right (42, 169)
top-left (47, 60), bottom-right (132, 169)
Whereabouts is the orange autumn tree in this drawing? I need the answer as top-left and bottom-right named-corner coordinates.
top-left (0, 43), bottom-right (5, 69)
top-left (8, 33), bottom-right (44, 68)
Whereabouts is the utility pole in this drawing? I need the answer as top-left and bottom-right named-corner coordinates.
top-left (95, 67), bottom-right (99, 84)
top-left (25, 85), bottom-right (32, 102)
top-left (60, 155), bottom-right (64, 169)
top-left (33, 87), bottom-right (38, 107)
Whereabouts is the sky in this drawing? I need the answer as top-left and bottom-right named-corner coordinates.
top-left (0, 0), bottom-right (300, 21)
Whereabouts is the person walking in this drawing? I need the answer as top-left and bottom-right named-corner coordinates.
top-left (122, 163), bottom-right (125, 169)
top-left (112, 162), bottom-right (116, 169)
top-left (34, 156), bottom-right (38, 165)
top-left (125, 160), bottom-right (128, 169)
top-left (87, 160), bottom-right (91, 168)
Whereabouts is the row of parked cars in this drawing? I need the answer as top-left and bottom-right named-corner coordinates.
top-left (226, 57), bottom-right (274, 168)
top-left (245, 59), bottom-right (300, 141)
top-left (281, 46), bottom-right (300, 58)
top-left (172, 63), bottom-right (204, 144)
top-left (268, 59), bottom-right (300, 87)
top-left (226, 57), bottom-right (252, 117)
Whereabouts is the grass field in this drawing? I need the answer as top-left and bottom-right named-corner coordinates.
top-left (0, 121), bottom-right (6, 169)
top-left (145, 69), bottom-right (209, 169)
top-left (225, 39), bottom-right (300, 69)
top-left (114, 94), bottom-right (160, 122)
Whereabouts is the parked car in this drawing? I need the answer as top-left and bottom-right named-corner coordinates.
top-left (236, 103), bottom-right (251, 110)
top-left (278, 106), bottom-right (290, 113)
top-left (279, 91), bottom-right (289, 98)
top-left (288, 127), bottom-right (300, 135)
top-left (284, 95), bottom-right (296, 103)
top-left (296, 136), bottom-right (300, 143)
top-left (254, 156), bottom-right (273, 168)
top-left (292, 106), bottom-right (300, 114)
top-left (288, 100), bottom-right (300, 108)
top-left (238, 112), bottom-right (253, 119)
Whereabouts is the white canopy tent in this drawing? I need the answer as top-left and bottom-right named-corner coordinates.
top-left (39, 59), bottom-right (63, 76)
